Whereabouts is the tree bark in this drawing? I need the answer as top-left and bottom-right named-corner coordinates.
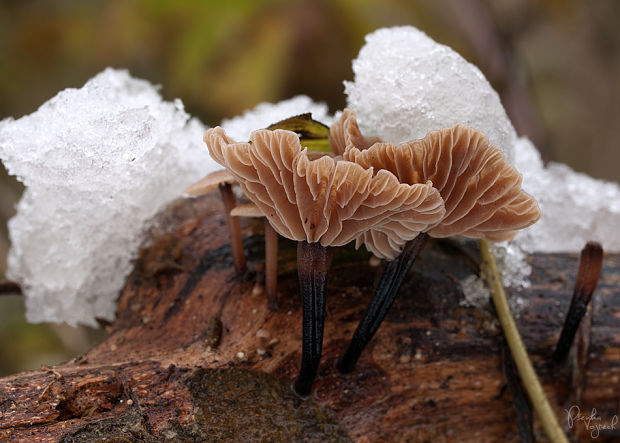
top-left (0, 193), bottom-right (618, 442)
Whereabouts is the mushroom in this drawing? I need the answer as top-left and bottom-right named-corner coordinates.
top-left (184, 170), bottom-right (247, 276)
top-left (204, 126), bottom-right (445, 396)
top-left (231, 203), bottom-right (280, 311)
top-left (332, 109), bottom-right (542, 373)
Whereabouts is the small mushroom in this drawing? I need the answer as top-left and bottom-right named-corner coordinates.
top-left (187, 175), bottom-right (280, 310)
top-left (205, 126), bottom-right (445, 396)
top-left (184, 169), bottom-right (247, 276)
top-left (231, 203), bottom-right (280, 311)
top-left (334, 109), bottom-right (542, 373)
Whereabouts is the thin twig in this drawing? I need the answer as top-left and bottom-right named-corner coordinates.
top-left (479, 239), bottom-right (568, 443)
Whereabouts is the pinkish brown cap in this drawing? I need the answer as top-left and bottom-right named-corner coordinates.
top-left (204, 126), bottom-right (445, 259)
top-left (184, 169), bottom-right (236, 196)
top-left (340, 110), bottom-right (541, 243)
top-left (230, 202), bottom-right (264, 217)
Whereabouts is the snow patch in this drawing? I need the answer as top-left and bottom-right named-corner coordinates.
top-left (0, 68), bottom-right (218, 326)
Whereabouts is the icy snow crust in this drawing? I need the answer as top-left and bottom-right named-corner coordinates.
top-left (346, 27), bottom-right (517, 163)
top-left (0, 68), bottom-right (218, 326)
top-left (514, 137), bottom-right (620, 252)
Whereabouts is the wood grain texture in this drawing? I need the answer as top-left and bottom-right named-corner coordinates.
top-left (0, 193), bottom-right (618, 442)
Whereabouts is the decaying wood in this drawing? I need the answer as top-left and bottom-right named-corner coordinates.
top-left (0, 193), bottom-right (618, 442)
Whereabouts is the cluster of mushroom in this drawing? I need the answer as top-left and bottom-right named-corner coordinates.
top-left (191, 109), bottom-right (541, 397)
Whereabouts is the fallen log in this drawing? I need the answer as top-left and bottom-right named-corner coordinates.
top-left (0, 193), bottom-right (618, 442)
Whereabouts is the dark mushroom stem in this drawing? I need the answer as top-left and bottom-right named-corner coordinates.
top-left (338, 233), bottom-right (429, 374)
top-left (553, 241), bottom-right (603, 363)
top-left (219, 183), bottom-right (247, 276)
top-left (264, 220), bottom-right (279, 311)
top-left (294, 241), bottom-right (333, 397)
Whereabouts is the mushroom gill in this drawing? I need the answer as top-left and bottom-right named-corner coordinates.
top-left (343, 123), bottom-right (541, 241)
top-left (205, 127), bottom-right (445, 256)
top-left (205, 126), bottom-right (445, 396)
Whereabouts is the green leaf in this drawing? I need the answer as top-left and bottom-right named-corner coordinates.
top-left (299, 138), bottom-right (331, 152)
top-left (267, 113), bottom-right (330, 139)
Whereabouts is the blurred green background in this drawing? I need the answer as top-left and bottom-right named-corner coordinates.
top-left (1, 0), bottom-right (618, 376)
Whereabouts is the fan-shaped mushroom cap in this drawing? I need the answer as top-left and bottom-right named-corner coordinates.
top-left (184, 169), bottom-right (236, 196)
top-left (343, 119), bottom-right (541, 242)
top-left (205, 127), bottom-right (445, 259)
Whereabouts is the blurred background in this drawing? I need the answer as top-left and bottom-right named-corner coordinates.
top-left (0, 0), bottom-right (618, 376)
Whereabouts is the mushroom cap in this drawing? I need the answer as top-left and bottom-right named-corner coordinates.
top-left (205, 126), bottom-right (445, 259)
top-left (183, 169), bottom-right (236, 196)
top-left (339, 110), bottom-right (541, 242)
top-left (230, 202), bottom-right (265, 218)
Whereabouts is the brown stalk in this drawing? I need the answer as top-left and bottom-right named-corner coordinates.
top-left (264, 220), bottom-right (279, 311)
top-left (218, 183), bottom-right (247, 276)
top-left (185, 171), bottom-right (248, 278)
